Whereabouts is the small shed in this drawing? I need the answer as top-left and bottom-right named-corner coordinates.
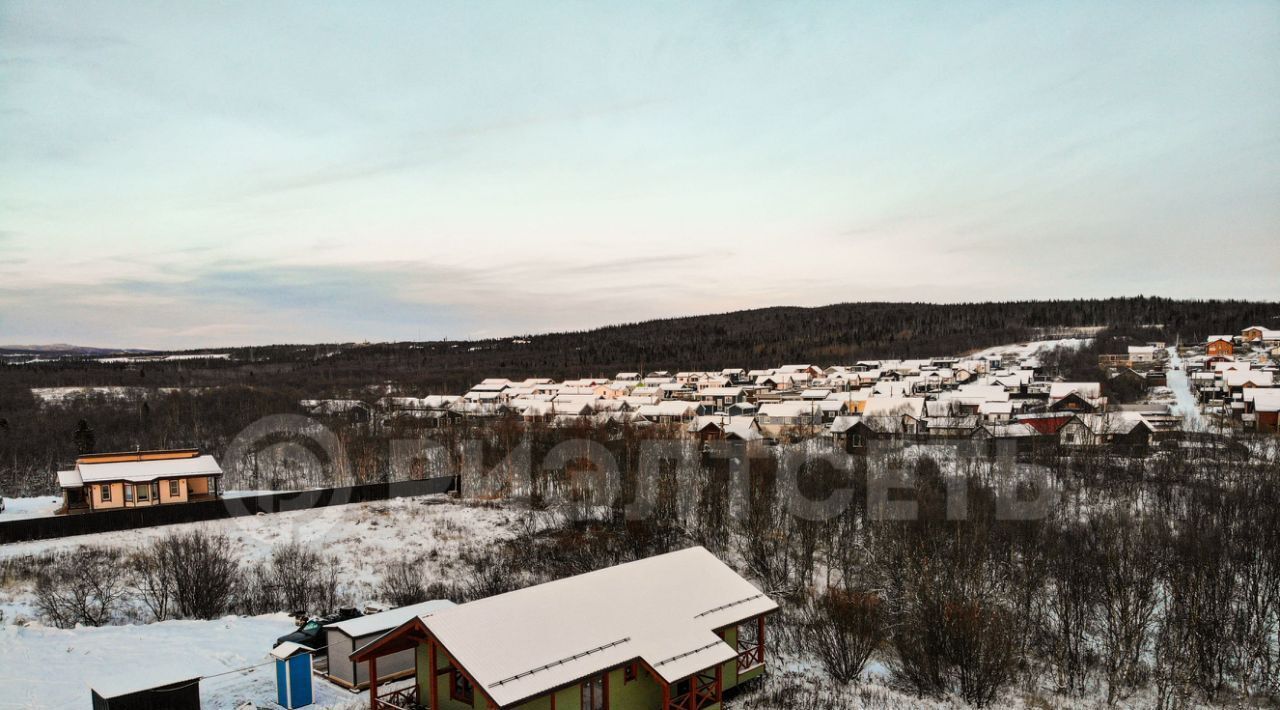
top-left (324, 599), bottom-right (455, 689)
top-left (271, 641), bottom-right (314, 709)
top-left (90, 675), bottom-right (201, 710)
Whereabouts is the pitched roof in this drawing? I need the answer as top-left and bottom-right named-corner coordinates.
top-left (331, 599), bottom-right (456, 639)
top-left (419, 547), bottom-right (776, 707)
top-left (1243, 388), bottom-right (1280, 413)
top-left (1049, 382), bottom-right (1102, 401)
top-left (67, 454), bottom-right (223, 486)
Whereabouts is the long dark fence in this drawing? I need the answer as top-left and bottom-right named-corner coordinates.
top-left (0, 476), bottom-right (459, 544)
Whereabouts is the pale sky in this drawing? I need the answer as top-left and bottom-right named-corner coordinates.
top-left (1, 1), bottom-right (1278, 349)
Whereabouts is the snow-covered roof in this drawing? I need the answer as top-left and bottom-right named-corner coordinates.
top-left (1076, 412), bottom-right (1152, 435)
top-left (1224, 370), bottom-right (1274, 388)
top-left (419, 547), bottom-right (776, 707)
top-left (74, 455), bottom-right (223, 485)
top-left (926, 415), bottom-right (980, 430)
top-left (977, 422), bottom-right (1038, 438)
top-left (688, 416), bottom-right (761, 440)
top-left (635, 401), bottom-right (698, 418)
top-left (978, 401), bottom-right (1015, 415)
top-left (270, 641), bottom-right (314, 660)
top-left (91, 671), bottom-right (202, 700)
top-left (1049, 382), bottom-right (1102, 401)
top-left (1243, 388), bottom-right (1280, 412)
top-left (57, 469), bottom-right (82, 488)
top-left (829, 415), bottom-right (861, 434)
top-left (862, 396), bottom-right (925, 419)
top-left (331, 599), bottom-right (456, 639)
top-left (756, 401), bottom-right (822, 418)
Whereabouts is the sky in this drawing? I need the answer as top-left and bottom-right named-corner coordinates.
top-left (1, 1), bottom-right (1278, 349)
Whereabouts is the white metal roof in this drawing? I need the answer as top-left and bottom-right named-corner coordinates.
top-left (1049, 382), bottom-right (1102, 401)
top-left (1244, 388), bottom-right (1280, 412)
top-left (422, 546), bottom-right (776, 707)
top-left (57, 469), bottom-right (83, 488)
top-left (270, 641), bottom-right (315, 660)
top-left (330, 599), bottom-right (455, 639)
top-left (75, 455), bottom-right (223, 484)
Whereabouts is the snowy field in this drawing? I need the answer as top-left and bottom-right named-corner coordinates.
top-left (0, 496), bottom-right (61, 521)
top-left (969, 337), bottom-right (1091, 361)
top-left (1164, 346), bottom-right (1207, 431)
top-left (28, 386), bottom-right (179, 405)
top-left (0, 614), bottom-right (356, 710)
top-left (96, 353), bottom-right (232, 363)
top-left (0, 496), bottom-right (530, 624)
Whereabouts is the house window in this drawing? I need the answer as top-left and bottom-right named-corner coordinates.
top-left (169, 480), bottom-right (180, 497)
top-left (450, 670), bottom-right (473, 704)
top-left (624, 662), bottom-right (637, 683)
top-left (581, 673), bottom-right (606, 710)
top-left (137, 484), bottom-right (149, 501)
top-left (100, 484), bottom-right (111, 502)
top-left (124, 484), bottom-right (133, 503)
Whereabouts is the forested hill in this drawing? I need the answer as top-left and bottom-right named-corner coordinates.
top-left (4, 297), bottom-right (1277, 396)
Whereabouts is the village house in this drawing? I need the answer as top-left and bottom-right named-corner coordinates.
top-left (970, 422), bottom-right (1044, 456)
top-left (1242, 326), bottom-right (1280, 346)
top-left (696, 387), bottom-right (745, 412)
top-left (687, 415), bottom-right (763, 443)
top-left (1243, 388), bottom-right (1280, 432)
top-left (1048, 382), bottom-right (1104, 413)
top-left (755, 401), bottom-right (823, 438)
top-left (57, 449), bottom-right (223, 513)
top-left (1127, 345), bottom-right (1158, 365)
top-left (636, 401), bottom-right (699, 426)
top-left (350, 547), bottom-right (777, 710)
top-left (1206, 335), bottom-right (1235, 358)
top-left (1057, 412), bottom-right (1154, 452)
top-left (323, 600), bottom-right (458, 690)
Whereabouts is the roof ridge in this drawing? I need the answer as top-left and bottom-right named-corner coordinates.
top-left (653, 640), bottom-right (725, 668)
top-left (488, 637), bottom-right (631, 688)
top-left (693, 593), bottom-right (763, 619)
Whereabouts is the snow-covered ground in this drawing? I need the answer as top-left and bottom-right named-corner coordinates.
top-left (1165, 346), bottom-right (1206, 431)
top-left (96, 353), bottom-right (232, 363)
top-left (0, 614), bottom-right (361, 710)
top-left (0, 496), bottom-right (62, 521)
top-left (970, 337), bottom-right (1091, 361)
top-left (0, 496), bottom-right (532, 624)
top-left (29, 386), bottom-right (180, 405)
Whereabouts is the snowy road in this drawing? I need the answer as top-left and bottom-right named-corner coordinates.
top-left (1165, 346), bottom-right (1206, 431)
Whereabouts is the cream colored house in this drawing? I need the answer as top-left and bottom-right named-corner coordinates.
top-left (57, 449), bottom-right (223, 513)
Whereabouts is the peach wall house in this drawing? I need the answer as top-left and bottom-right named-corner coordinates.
top-left (57, 449), bottom-right (223, 513)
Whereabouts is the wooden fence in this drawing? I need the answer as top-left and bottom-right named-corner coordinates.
top-left (0, 476), bottom-right (459, 544)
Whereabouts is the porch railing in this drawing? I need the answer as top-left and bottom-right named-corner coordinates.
top-left (372, 686), bottom-right (417, 710)
top-left (736, 642), bottom-right (763, 673)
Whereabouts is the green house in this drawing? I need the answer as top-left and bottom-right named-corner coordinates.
top-left (351, 546), bottom-right (777, 710)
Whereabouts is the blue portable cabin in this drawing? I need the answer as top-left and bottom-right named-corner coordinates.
top-left (271, 642), bottom-right (314, 709)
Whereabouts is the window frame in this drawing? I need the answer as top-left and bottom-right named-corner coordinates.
top-left (124, 484), bottom-right (133, 503)
top-left (100, 484), bottom-right (111, 502)
top-left (449, 668), bottom-right (474, 704)
top-left (169, 479), bottom-right (180, 498)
